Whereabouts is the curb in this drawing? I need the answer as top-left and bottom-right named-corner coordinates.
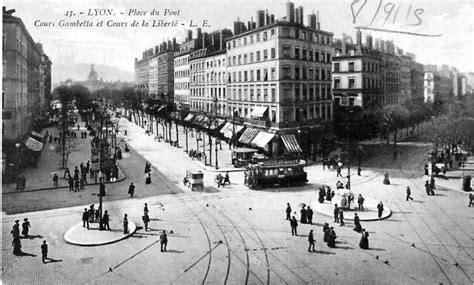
top-left (64, 221), bottom-right (137, 246)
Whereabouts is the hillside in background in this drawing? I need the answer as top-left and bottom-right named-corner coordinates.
top-left (52, 63), bottom-right (134, 84)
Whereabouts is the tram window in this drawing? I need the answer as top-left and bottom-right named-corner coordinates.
top-left (287, 167), bottom-right (292, 174)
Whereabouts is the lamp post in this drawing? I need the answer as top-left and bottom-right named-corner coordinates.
top-left (15, 143), bottom-right (21, 174)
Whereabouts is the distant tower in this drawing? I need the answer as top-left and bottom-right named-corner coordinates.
top-left (88, 64), bottom-right (98, 81)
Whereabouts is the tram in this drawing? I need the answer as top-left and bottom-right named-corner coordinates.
top-left (244, 158), bottom-right (308, 189)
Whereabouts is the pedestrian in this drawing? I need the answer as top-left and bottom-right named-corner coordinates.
top-left (89, 205), bottom-right (95, 223)
top-left (52, 173), bottom-right (59, 187)
top-left (307, 206), bottom-right (313, 224)
top-left (300, 205), bottom-right (307, 224)
top-left (336, 167), bottom-right (342, 177)
top-left (41, 241), bottom-right (48, 263)
top-left (327, 227), bottom-right (337, 248)
top-left (74, 166), bottom-right (79, 180)
top-left (353, 213), bottom-right (362, 232)
top-left (77, 124), bottom-right (80, 131)
top-left (358, 194), bottom-right (365, 211)
top-left (142, 212), bottom-right (150, 231)
top-left (74, 179), bottom-right (80, 192)
top-left (359, 229), bottom-right (369, 249)
top-left (128, 183), bottom-right (135, 198)
top-left (80, 177), bottom-right (85, 190)
top-left (160, 230), bottom-right (168, 252)
top-left (377, 201), bottom-right (384, 219)
top-left (333, 204), bottom-right (339, 223)
top-left (285, 202), bottom-right (291, 220)
top-left (145, 172), bottom-right (151, 184)
top-left (425, 180), bottom-right (431, 195)
top-left (323, 223), bottom-right (330, 242)
top-left (430, 177), bottom-right (436, 195)
top-left (20, 174), bottom-right (26, 190)
top-left (21, 218), bottom-right (31, 237)
top-left (144, 203), bottom-right (149, 215)
top-left (12, 235), bottom-right (21, 255)
top-left (80, 162), bottom-right (84, 173)
top-left (424, 164), bottom-right (429, 176)
top-left (223, 172), bottom-right (231, 185)
top-left (406, 186), bottom-right (413, 201)
top-left (68, 177), bottom-right (74, 192)
top-left (339, 208), bottom-right (345, 226)
top-left (383, 171), bottom-right (390, 185)
top-left (290, 216), bottom-right (298, 236)
top-left (102, 210), bottom-right (110, 230)
top-left (123, 214), bottom-right (129, 234)
top-left (100, 180), bottom-right (106, 196)
top-left (11, 220), bottom-right (20, 238)
top-left (357, 166), bottom-right (361, 176)
top-left (64, 167), bottom-right (70, 179)
top-left (82, 208), bottom-right (89, 229)
top-left (469, 193), bottom-right (474, 207)
top-left (308, 229), bottom-right (316, 252)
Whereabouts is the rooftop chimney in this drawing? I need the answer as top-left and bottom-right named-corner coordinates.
top-left (257, 10), bottom-right (265, 27)
top-left (202, 32), bottom-right (207, 48)
top-left (316, 11), bottom-right (320, 29)
top-left (366, 35), bottom-right (373, 49)
top-left (298, 6), bottom-right (304, 25)
top-left (286, 1), bottom-right (295, 23)
top-left (187, 30), bottom-right (193, 41)
top-left (356, 29), bottom-right (362, 46)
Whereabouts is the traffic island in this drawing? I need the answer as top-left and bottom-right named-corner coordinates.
top-left (311, 197), bottom-right (391, 221)
top-left (64, 221), bottom-right (137, 246)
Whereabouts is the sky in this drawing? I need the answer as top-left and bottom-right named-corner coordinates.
top-left (4, 0), bottom-right (474, 79)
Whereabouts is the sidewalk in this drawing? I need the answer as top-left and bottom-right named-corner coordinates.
top-left (2, 115), bottom-right (124, 194)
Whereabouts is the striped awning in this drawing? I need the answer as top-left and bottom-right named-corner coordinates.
top-left (184, 114), bottom-right (195, 122)
top-left (281, 134), bottom-right (302, 153)
top-left (24, 136), bottom-right (44, 152)
top-left (250, 106), bottom-right (268, 118)
top-left (209, 119), bottom-right (226, 130)
top-left (239, 128), bottom-right (260, 144)
top-left (251, 131), bottom-right (275, 148)
top-left (220, 122), bottom-right (232, 135)
top-left (223, 124), bottom-right (244, 138)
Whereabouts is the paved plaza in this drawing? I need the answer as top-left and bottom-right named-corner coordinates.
top-left (2, 117), bottom-right (473, 284)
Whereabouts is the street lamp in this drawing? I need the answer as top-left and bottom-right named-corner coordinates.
top-left (15, 143), bottom-right (21, 174)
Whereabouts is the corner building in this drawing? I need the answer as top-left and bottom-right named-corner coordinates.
top-left (226, 3), bottom-right (333, 157)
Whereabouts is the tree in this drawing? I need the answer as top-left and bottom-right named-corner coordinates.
top-left (378, 104), bottom-right (410, 147)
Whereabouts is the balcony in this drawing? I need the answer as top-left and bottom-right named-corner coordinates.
top-left (242, 117), bottom-right (270, 128)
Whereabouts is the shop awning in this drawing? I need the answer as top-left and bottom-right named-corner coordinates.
top-left (31, 131), bottom-right (46, 141)
top-left (239, 128), bottom-right (260, 144)
top-left (184, 114), bottom-right (195, 122)
top-left (24, 136), bottom-right (44, 152)
top-left (250, 106), bottom-right (268, 118)
top-left (251, 131), bottom-right (275, 148)
top-left (209, 119), bottom-right (226, 130)
top-left (223, 124), bottom-right (243, 138)
top-left (220, 122), bottom-right (232, 135)
top-left (281, 134), bottom-right (302, 153)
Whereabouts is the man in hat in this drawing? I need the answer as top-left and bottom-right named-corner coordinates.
top-left (290, 216), bottom-right (298, 236)
top-left (425, 180), bottom-right (431, 195)
top-left (339, 208), bottom-right (345, 226)
top-left (285, 203), bottom-right (292, 220)
top-left (41, 240), bottom-right (48, 263)
top-left (142, 212), bottom-right (150, 231)
top-left (358, 194), bottom-right (365, 211)
top-left (308, 229), bottom-right (316, 252)
top-left (333, 204), bottom-right (339, 223)
top-left (323, 223), bottom-right (330, 242)
top-left (377, 201), bottom-right (384, 219)
top-left (406, 186), bottom-right (413, 201)
top-left (21, 218), bottom-right (31, 237)
top-left (128, 183), bottom-right (135, 198)
top-left (82, 208), bottom-right (90, 229)
top-left (160, 230), bottom-right (168, 252)
top-left (123, 214), bottom-right (129, 234)
top-left (52, 173), bottom-right (59, 187)
top-left (307, 206), bottom-right (313, 225)
top-left (102, 210), bottom-right (110, 230)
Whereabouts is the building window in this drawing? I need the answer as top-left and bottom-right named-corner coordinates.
top-left (244, 54), bottom-right (248, 64)
top-left (271, 48), bottom-right (275, 59)
top-left (294, 46), bottom-right (300, 59)
top-left (250, 70), bottom-right (254, 81)
top-left (282, 45), bottom-right (291, 58)
top-left (349, 78), bottom-right (356, 88)
top-left (295, 66), bottom-right (300, 80)
top-left (271, 29), bottom-right (275, 36)
top-left (256, 33), bottom-right (260, 42)
top-left (309, 50), bottom-right (313, 61)
top-left (271, 88), bottom-right (276, 102)
top-left (250, 89), bottom-right (254, 101)
top-left (283, 66), bottom-right (291, 79)
top-left (264, 89), bottom-right (268, 101)
top-left (271, 68), bottom-right (276, 80)
top-left (315, 51), bottom-right (320, 62)
top-left (302, 66), bottom-right (307, 80)
top-left (302, 31), bottom-right (306, 40)
top-left (256, 51), bottom-right (261, 61)
top-left (250, 35), bottom-right (253, 43)
top-left (263, 50), bottom-right (268, 60)
top-left (334, 78), bottom-right (341, 89)
top-left (263, 31), bottom-right (268, 41)
top-left (244, 71), bottom-right (248, 81)
top-left (334, 63), bottom-right (340, 72)
top-left (302, 49), bottom-right (307, 60)
top-left (257, 89), bottom-right (261, 101)
top-left (244, 37), bottom-right (247, 45)
top-left (283, 27), bottom-right (290, 37)
top-left (349, 62), bottom-right (355, 72)
top-left (257, 70), bottom-right (261, 81)
top-left (250, 53), bottom-right (254, 62)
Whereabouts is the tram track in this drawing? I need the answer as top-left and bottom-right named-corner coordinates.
top-left (395, 165), bottom-right (473, 283)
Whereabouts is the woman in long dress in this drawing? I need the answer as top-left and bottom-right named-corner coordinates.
top-left (359, 229), bottom-right (369, 249)
top-left (145, 172), bottom-right (151, 184)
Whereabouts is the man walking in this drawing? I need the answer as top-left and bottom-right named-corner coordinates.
top-left (377, 201), bottom-right (384, 219)
top-left (290, 216), bottom-right (298, 236)
top-left (285, 203), bottom-right (291, 220)
top-left (123, 214), bottom-right (129, 234)
top-left (406, 186), bottom-right (413, 201)
top-left (333, 204), bottom-right (339, 223)
top-left (307, 206), bottom-right (313, 225)
top-left (102, 210), bottom-right (110, 230)
top-left (22, 218), bottom-right (31, 237)
top-left (68, 177), bottom-right (74, 192)
top-left (128, 183), bottom-right (135, 198)
top-left (358, 194), bottom-right (365, 211)
top-left (339, 208), bottom-right (345, 226)
top-left (308, 229), bottom-right (316, 252)
top-left (160, 230), bottom-right (168, 252)
top-left (142, 212), bottom-right (150, 231)
top-left (52, 173), bottom-right (59, 187)
top-left (469, 193), bottom-right (474, 207)
top-left (82, 208), bottom-right (89, 229)
top-left (425, 180), bottom-right (431, 195)
top-left (41, 240), bottom-right (48, 264)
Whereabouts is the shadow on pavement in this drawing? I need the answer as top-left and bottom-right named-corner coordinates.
top-left (166, 249), bottom-right (184, 254)
top-left (369, 248), bottom-right (386, 251)
top-left (314, 250), bottom-right (335, 255)
top-left (16, 251), bottom-right (37, 257)
top-left (45, 258), bottom-right (63, 263)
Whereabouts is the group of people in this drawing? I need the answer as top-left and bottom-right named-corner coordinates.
top-left (11, 218), bottom-right (30, 255)
top-left (424, 177), bottom-right (436, 195)
top-left (215, 172), bottom-right (231, 188)
top-left (61, 162), bottom-right (91, 192)
top-left (318, 186), bottom-right (335, 203)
